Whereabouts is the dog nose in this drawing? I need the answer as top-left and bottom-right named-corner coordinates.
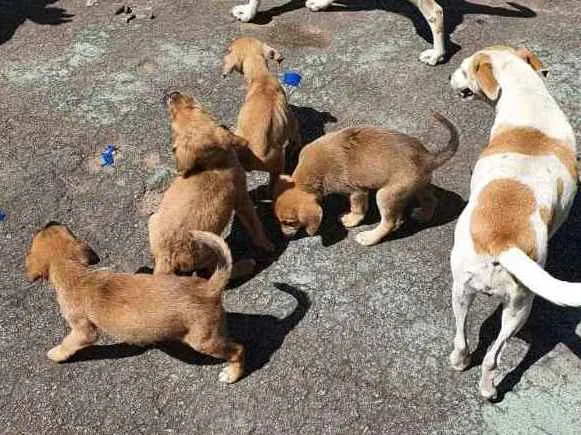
top-left (460, 88), bottom-right (474, 98)
top-left (166, 90), bottom-right (182, 103)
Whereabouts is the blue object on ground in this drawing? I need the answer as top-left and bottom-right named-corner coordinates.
top-left (282, 71), bottom-right (302, 87)
top-left (99, 144), bottom-right (115, 167)
top-left (0, 209), bottom-right (5, 222)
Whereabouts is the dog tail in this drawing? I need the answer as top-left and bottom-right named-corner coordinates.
top-left (498, 247), bottom-right (581, 307)
top-left (190, 231), bottom-right (232, 294)
top-left (425, 112), bottom-right (459, 171)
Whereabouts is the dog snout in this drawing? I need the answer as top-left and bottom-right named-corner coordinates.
top-left (166, 91), bottom-right (182, 105)
top-left (460, 88), bottom-right (474, 98)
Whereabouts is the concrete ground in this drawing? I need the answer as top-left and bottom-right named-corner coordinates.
top-left (1, 0), bottom-right (580, 433)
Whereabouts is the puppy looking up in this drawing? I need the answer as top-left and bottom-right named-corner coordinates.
top-left (449, 47), bottom-right (579, 400)
top-left (149, 91), bottom-right (273, 275)
top-left (25, 223), bottom-right (245, 384)
top-left (273, 113), bottom-right (458, 246)
top-left (223, 37), bottom-right (300, 188)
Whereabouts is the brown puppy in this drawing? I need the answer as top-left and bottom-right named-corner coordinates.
top-left (25, 223), bottom-right (245, 383)
top-left (273, 113), bottom-right (459, 246)
top-left (149, 91), bottom-right (273, 275)
top-left (223, 37), bottom-right (300, 187)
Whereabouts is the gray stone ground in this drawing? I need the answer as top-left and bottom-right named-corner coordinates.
top-left (1, 0), bottom-right (580, 433)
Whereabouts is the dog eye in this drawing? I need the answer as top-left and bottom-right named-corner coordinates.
top-left (171, 147), bottom-right (176, 153)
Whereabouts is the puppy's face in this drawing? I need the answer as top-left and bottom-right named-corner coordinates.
top-left (25, 223), bottom-right (99, 282)
top-left (450, 47), bottom-right (547, 101)
top-left (222, 37), bottom-right (283, 76)
top-left (167, 91), bottom-right (245, 173)
top-left (273, 176), bottom-right (322, 237)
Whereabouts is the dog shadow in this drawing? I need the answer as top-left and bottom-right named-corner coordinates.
top-left (0, 0), bottom-right (73, 45)
top-left (468, 191), bottom-right (581, 402)
top-left (250, 0), bottom-right (536, 63)
top-left (67, 283), bottom-right (310, 380)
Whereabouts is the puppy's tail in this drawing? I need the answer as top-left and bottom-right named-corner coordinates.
top-left (498, 247), bottom-right (581, 307)
top-left (425, 112), bottom-right (459, 171)
top-left (190, 231), bottom-right (232, 294)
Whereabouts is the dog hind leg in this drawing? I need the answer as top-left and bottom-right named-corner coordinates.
top-left (408, 0), bottom-right (446, 65)
top-left (449, 280), bottom-right (475, 371)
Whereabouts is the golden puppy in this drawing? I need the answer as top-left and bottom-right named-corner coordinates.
top-left (149, 91), bottom-right (274, 275)
top-left (273, 113), bottom-right (459, 246)
top-left (25, 223), bottom-right (245, 384)
top-left (223, 37), bottom-right (300, 187)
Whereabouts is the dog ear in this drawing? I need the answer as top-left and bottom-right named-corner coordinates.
top-left (174, 139), bottom-right (197, 173)
top-left (273, 174), bottom-right (295, 198)
top-left (472, 53), bottom-right (500, 100)
top-left (300, 201), bottom-right (323, 236)
top-left (515, 47), bottom-right (549, 77)
top-left (75, 241), bottom-right (100, 265)
top-left (222, 53), bottom-right (238, 76)
top-left (262, 43), bottom-right (284, 63)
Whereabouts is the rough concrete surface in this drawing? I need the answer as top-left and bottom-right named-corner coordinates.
top-left (1, 0), bottom-right (580, 433)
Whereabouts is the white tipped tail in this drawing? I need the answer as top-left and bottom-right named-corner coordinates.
top-left (498, 247), bottom-right (581, 307)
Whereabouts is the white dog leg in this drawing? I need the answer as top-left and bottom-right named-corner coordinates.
top-left (232, 0), bottom-right (261, 22)
top-left (408, 0), bottom-right (446, 65)
top-left (479, 290), bottom-right (534, 400)
top-left (449, 280), bottom-right (475, 371)
top-left (306, 0), bottom-right (335, 12)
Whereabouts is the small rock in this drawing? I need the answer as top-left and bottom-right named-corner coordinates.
top-left (86, 0), bottom-right (99, 6)
top-left (146, 167), bottom-right (173, 191)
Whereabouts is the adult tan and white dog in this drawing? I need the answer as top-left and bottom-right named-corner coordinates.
top-left (448, 46), bottom-right (580, 400)
top-left (231, 0), bottom-right (445, 65)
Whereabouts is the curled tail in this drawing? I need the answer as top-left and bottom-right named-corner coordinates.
top-left (499, 247), bottom-right (581, 307)
top-left (190, 231), bottom-right (232, 294)
top-left (425, 112), bottom-right (459, 171)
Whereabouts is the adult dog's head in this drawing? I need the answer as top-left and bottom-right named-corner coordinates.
top-left (450, 46), bottom-right (547, 102)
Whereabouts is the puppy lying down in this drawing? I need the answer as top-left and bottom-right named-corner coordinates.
top-left (274, 113), bottom-right (459, 246)
top-left (25, 223), bottom-right (245, 384)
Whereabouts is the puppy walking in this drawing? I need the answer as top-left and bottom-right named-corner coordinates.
top-left (273, 113), bottom-right (458, 245)
top-left (149, 91), bottom-right (273, 276)
top-left (449, 47), bottom-right (580, 399)
top-left (25, 223), bottom-right (245, 384)
top-left (223, 37), bottom-right (300, 188)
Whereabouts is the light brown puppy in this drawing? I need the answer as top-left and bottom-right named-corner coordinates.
top-left (223, 37), bottom-right (300, 187)
top-left (273, 113), bottom-right (459, 246)
top-left (25, 223), bottom-right (245, 384)
top-left (149, 91), bottom-right (273, 275)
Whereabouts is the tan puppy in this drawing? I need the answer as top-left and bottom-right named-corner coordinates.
top-left (149, 91), bottom-right (274, 275)
top-left (273, 113), bottom-right (459, 246)
top-left (223, 37), bottom-right (300, 187)
top-left (25, 223), bottom-right (245, 384)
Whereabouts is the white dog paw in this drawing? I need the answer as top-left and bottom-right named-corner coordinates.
top-left (340, 212), bottom-right (364, 228)
top-left (419, 48), bottom-right (445, 66)
top-left (449, 350), bottom-right (471, 371)
top-left (231, 5), bottom-right (256, 22)
top-left (306, 0), bottom-right (334, 12)
top-left (218, 366), bottom-right (235, 384)
top-left (355, 231), bottom-right (380, 246)
top-left (480, 384), bottom-right (498, 401)
top-left (47, 346), bottom-right (68, 363)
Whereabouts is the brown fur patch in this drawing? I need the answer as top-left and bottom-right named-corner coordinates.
top-left (540, 205), bottom-right (554, 232)
top-left (471, 179), bottom-right (537, 259)
top-left (483, 127), bottom-right (577, 179)
top-left (557, 178), bottom-right (564, 202)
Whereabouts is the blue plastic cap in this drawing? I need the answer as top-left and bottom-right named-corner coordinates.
top-left (282, 71), bottom-right (302, 87)
top-left (100, 144), bottom-right (115, 167)
top-left (0, 209), bottom-right (5, 222)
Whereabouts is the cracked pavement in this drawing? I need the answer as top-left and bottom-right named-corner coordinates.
top-left (1, 0), bottom-right (580, 433)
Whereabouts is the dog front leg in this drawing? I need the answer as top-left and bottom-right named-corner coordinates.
top-left (236, 189), bottom-right (275, 253)
top-left (340, 191), bottom-right (369, 228)
top-left (232, 0), bottom-right (261, 22)
top-left (408, 0), bottom-right (446, 65)
top-left (47, 318), bottom-right (98, 362)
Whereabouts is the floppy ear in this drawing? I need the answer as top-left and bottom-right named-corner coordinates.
top-left (472, 54), bottom-right (500, 100)
top-left (75, 241), bottom-right (100, 265)
top-left (262, 43), bottom-right (284, 63)
top-left (174, 139), bottom-right (197, 173)
top-left (222, 53), bottom-right (238, 76)
top-left (273, 174), bottom-right (295, 198)
top-left (515, 47), bottom-right (548, 77)
top-left (300, 201), bottom-right (323, 236)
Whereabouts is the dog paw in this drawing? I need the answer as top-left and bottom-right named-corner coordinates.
top-left (449, 349), bottom-right (471, 371)
top-left (47, 346), bottom-right (69, 363)
top-left (218, 366), bottom-right (239, 384)
top-left (419, 48), bottom-right (445, 66)
top-left (340, 212), bottom-right (364, 228)
top-left (231, 5), bottom-right (256, 22)
top-left (306, 0), bottom-right (334, 12)
top-left (355, 230), bottom-right (381, 246)
top-left (480, 383), bottom-right (498, 401)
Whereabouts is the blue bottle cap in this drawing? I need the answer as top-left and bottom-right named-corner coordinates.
top-left (0, 209), bottom-right (5, 222)
top-left (282, 71), bottom-right (302, 87)
top-left (100, 144), bottom-right (115, 167)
